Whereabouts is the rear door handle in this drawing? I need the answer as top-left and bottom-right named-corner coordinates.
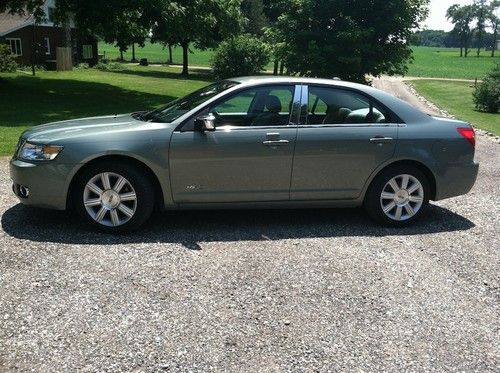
top-left (370, 136), bottom-right (393, 143)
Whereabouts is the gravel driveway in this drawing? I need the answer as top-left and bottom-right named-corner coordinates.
top-left (1, 80), bottom-right (499, 372)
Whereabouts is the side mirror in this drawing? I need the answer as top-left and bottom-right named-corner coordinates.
top-left (195, 113), bottom-right (216, 132)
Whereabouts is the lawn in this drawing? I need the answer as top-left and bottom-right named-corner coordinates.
top-left (0, 66), bottom-right (212, 156)
top-left (99, 43), bottom-right (500, 80)
top-left (409, 79), bottom-right (499, 135)
top-left (407, 46), bottom-right (500, 80)
top-left (98, 41), bottom-right (214, 67)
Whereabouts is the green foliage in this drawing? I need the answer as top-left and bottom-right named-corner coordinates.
top-left (241, 0), bottom-right (268, 35)
top-left (0, 44), bottom-right (18, 72)
top-left (17, 64), bottom-right (46, 72)
top-left (211, 35), bottom-right (270, 80)
top-left (93, 61), bottom-right (128, 71)
top-left (270, 0), bottom-right (430, 83)
top-left (75, 62), bottom-right (90, 69)
top-left (473, 65), bottom-right (500, 112)
top-left (151, 0), bottom-right (243, 75)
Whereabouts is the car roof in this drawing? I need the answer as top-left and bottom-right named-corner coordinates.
top-left (230, 76), bottom-right (359, 89)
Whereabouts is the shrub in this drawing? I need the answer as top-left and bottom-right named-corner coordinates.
top-left (94, 60), bottom-right (127, 71)
top-left (473, 65), bottom-right (500, 113)
top-left (0, 43), bottom-right (18, 72)
top-left (211, 35), bottom-right (270, 80)
top-left (17, 64), bottom-right (46, 73)
top-left (76, 62), bottom-right (90, 69)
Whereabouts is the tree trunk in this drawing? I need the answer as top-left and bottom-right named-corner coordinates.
top-left (279, 61), bottom-right (285, 75)
top-left (181, 42), bottom-right (189, 76)
top-left (492, 27), bottom-right (498, 58)
top-left (168, 45), bottom-right (173, 64)
top-left (132, 43), bottom-right (136, 62)
top-left (120, 50), bottom-right (124, 61)
top-left (273, 60), bottom-right (279, 75)
top-left (31, 23), bottom-right (36, 76)
top-left (460, 47), bottom-right (463, 57)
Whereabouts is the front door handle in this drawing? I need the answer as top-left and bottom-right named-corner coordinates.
top-left (370, 136), bottom-right (393, 143)
top-left (263, 139), bottom-right (289, 146)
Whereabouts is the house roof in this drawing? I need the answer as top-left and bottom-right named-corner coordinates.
top-left (0, 12), bottom-right (34, 36)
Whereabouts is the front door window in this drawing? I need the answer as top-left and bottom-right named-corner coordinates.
top-left (209, 85), bottom-right (295, 127)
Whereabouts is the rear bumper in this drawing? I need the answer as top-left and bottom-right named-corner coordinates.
top-left (434, 161), bottom-right (479, 201)
top-left (9, 158), bottom-right (74, 210)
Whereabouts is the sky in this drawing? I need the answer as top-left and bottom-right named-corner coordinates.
top-left (424, 0), bottom-right (474, 31)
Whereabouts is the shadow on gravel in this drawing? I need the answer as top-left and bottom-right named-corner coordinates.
top-left (1, 203), bottom-right (475, 249)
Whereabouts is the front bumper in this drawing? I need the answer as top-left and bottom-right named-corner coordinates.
top-left (434, 161), bottom-right (479, 201)
top-left (9, 158), bottom-right (75, 210)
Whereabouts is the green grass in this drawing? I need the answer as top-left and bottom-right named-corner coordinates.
top-left (99, 43), bottom-right (500, 80)
top-left (98, 41), bottom-right (214, 66)
top-left (407, 46), bottom-right (500, 80)
top-left (410, 79), bottom-right (499, 135)
top-left (0, 66), bottom-right (212, 155)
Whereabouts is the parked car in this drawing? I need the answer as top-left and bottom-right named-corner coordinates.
top-left (10, 77), bottom-right (479, 233)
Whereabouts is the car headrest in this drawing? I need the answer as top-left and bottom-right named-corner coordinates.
top-left (265, 95), bottom-right (282, 113)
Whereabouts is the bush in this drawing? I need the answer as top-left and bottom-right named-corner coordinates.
top-left (211, 35), bottom-right (270, 80)
top-left (473, 65), bottom-right (500, 113)
top-left (17, 64), bottom-right (46, 73)
top-left (94, 60), bottom-right (127, 71)
top-left (0, 43), bottom-right (18, 72)
top-left (75, 62), bottom-right (90, 69)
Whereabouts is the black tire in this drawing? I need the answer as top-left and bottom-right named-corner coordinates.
top-left (364, 165), bottom-right (430, 227)
top-left (73, 161), bottom-right (155, 234)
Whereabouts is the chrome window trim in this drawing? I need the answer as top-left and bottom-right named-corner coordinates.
top-left (295, 123), bottom-right (406, 129)
top-left (175, 84), bottom-right (303, 132)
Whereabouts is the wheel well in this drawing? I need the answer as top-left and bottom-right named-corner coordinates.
top-left (370, 160), bottom-right (437, 200)
top-left (66, 155), bottom-right (165, 210)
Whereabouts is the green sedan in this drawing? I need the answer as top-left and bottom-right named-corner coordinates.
top-left (10, 77), bottom-right (479, 233)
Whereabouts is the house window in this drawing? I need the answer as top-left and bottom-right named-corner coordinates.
top-left (6, 38), bottom-right (22, 56)
top-left (47, 7), bottom-right (55, 23)
top-left (43, 37), bottom-right (50, 55)
top-left (82, 45), bottom-right (93, 59)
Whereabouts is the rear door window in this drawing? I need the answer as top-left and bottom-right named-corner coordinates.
top-left (307, 86), bottom-right (389, 125)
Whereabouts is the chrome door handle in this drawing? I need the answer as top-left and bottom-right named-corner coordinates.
top-left (370, 136), bottom-right (393, 143)
top-left (263, 140), bottom-right (289, 146)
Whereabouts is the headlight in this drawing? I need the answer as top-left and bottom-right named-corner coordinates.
top-left (18, 142), bottom-right (63, 161)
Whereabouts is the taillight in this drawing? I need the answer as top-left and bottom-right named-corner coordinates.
top-left (457, 127), bottom-right (475, 147)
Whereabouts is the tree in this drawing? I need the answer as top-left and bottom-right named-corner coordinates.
top-left (241, 0), bottom-right (267, 36)
top-left (151, 0), bottom-right (242, 76)
top-left (262, 0), bottom-right (288, 75)
top-left (0, 0), bottom-right (45, 19)
top-left (211, 35), bottom-right (270, 79)
top-left (488, 0), bottom-right (500, 56)
top-left (475, 0), bottom-right (488, 57)
top-left (447, 4), bottom-right (476, 57)
top-left (268, 0), bottom-right (430, 83)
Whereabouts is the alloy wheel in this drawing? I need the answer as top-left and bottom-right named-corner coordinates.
top-left (83, 172), bottom-right (137, 227)
top-left (380, 174), bottom-right (424, 221)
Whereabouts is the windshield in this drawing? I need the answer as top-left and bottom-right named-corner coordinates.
top-left (140, 80), bottom-right (239, 123)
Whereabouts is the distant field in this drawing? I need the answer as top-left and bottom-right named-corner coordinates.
top-left (98, 41), bottom-right (214, 67)
top-left (99, 43), bottom-right (500, 80)
top-left (409, 79), bottom-right (499, 135)
top-left (407, 46), bottom-right (500, 80)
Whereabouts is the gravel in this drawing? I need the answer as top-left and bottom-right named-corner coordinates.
top-left (1, 82), bottom-right (499, 371)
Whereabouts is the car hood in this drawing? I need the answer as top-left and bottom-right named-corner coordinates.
top-left (21, 114), bottom-right (146, 143)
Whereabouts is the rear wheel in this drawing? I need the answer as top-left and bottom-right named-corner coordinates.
top-left (364, 166), bottom-right (430, 226)
top-left (74, 161), bottom-right (154, 233)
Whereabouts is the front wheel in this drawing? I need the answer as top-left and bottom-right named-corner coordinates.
top-left (364, 166), bottom-right (430, 227)
top-left (74, 161), bottom-right (154, 233)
